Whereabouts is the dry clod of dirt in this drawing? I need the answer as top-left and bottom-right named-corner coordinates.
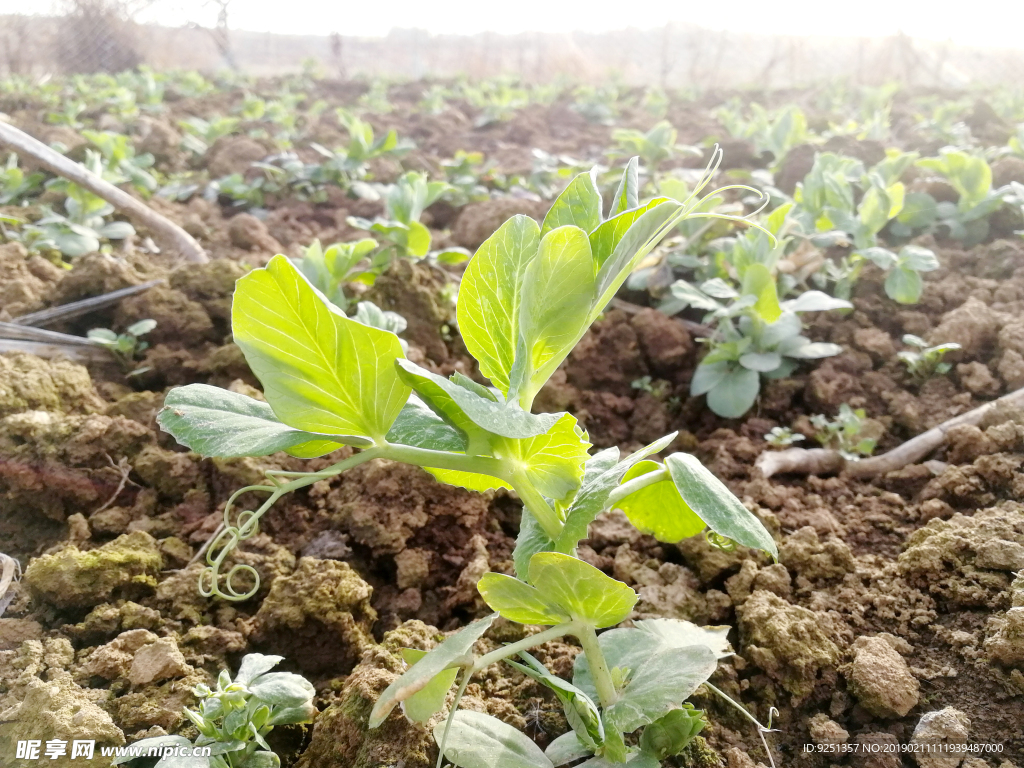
top-left (76, 628), bottom-right (159, 680)
top-left (927, 297), bottom-right (1002, 357)
top-left (227, 212), bottom-right (284, 252)
top-left (25, 531), bottom-right (163, 608)
top-left (957, 362), bottom-right (1001, 397)
top-left (296, 620), bottom-right (445, 768)
top-left (983, 605), bottom-right (1024, 666)
top-left (736, 589), bottom-right (843, 700)
top-left (252, 556), bottom-right (377, 674)
top-left (0, 618), bottom-right (42, 650)
top-left (911, 708), bottom-right (971, 768)
top-left (0, 354), bottom-right (104, 417)
top-left (0, 242), bottom-right (62, 319)
top-left (127, 636), bottom-right (193, 685)
top-left (450, 197), bottom-right (547, 250)
top-left (205, 136), bottom-right (269, 177)
top-left (846, 635), bottom-right (920, 718)
top-left (808, 712), bottom-right (850, 744)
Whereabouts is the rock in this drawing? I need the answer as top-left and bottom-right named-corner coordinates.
top-left (25, 532), bottom-right (162, 608)
top-left (227, 212), bottom-right (283, 252)
top-left (997, 350), bottom-right (1024, 390)
top-left (295, 620), bottom-right (446, 768)
top-left (808, 712), bottom-right (849, 745)
top-left (853, 732), bottom-right (901, 768)
top-left (984, 606), bottom-right (1024, 665)
top-left (846, 635), bottom-right (919, 718)
top-left (736, 590), bottom-right (842, 700)
top-left (974, 539), bottom-right (1024, 570)
top-left (301, 530), bottom-right (352, 561)
top-left (957, 362), bottom-right (1000, 397)
top-left (252, 557), bottom-right (376, 675)
top-left (128, 637), bottom-right (192, 685)
top-left (0, 619), bottom-right (42, 650)
top-left (911, 708), bottom-right (971, 768)
top-left (78, 629), bottom-right (158, 680)
top-left (451, 198), bottom-right (547, 250)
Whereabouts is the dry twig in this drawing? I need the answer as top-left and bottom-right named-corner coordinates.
top-left (756, 385), bottom-right (1024, 479)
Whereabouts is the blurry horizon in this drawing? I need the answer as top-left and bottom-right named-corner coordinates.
top-left (2, 0), bottom-right (1023, 50)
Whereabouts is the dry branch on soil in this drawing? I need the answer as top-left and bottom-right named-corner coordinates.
top-left (0, 121), bottom-right (207, 264)
top-left (756, 385), bottom-right (1024, 479)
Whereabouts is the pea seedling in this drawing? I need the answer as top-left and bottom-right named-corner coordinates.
top-left (157, 153), bottom-right (779, 767)
top-left (115, 653), bottom-right (315, 768)
top-left (898, 334), bottom-right (961, 381)
top-left (88, 319), bottom-right (157, 375)
top-left (764, 426), bottom-right (805, 447)
top-left (810, 403), bottom-right (879, 460)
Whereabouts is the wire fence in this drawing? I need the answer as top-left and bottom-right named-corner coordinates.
top-left (3, 8), bottom-right (1024, 90)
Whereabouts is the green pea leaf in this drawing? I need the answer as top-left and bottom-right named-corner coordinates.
top-left (545, 731), bottom-right (593, 767)
top-left (884, 266), bottom-right (923, 305)
top-left (400, 649), bottom-right (460, 724)
top-left (434, 710), bottom-right (554, 768)
top-left (542, 170), bottom-right (603, 235)
top-left (614, 461), bottom-right (706, 543)
top-left (497, 413), bottom-right (591, 506)
top-left (589, 197), bottom-right (671, 272)
top-left (249, 672), bottom-right (315, 708)
top-left (555, 433), bottom-right (677, 553)
top-left (234, 653), bottom-right (283, 686)
top-left (705, 365), bottom-right (760, 419)
top-left (508, 226), bottom-right (596, 405)
top-left (578, 753), bottom-right (659, 768)
top-left (114, 737), bottom-right (192, 765)
top-left (633, 618), bottom-right (732, 659)
top-left (527, 552), bottom-right (637, 628)
top-left (610, 157), bottom-right (640, 217)
top-left (477, 573), bottom-right (569, 625)
top-left (238, 752), bottom-right (279, 768)
top-left (158, 384), bottom-right (357, 458)
top-left (512, 508), bottom-right (557, 579)
top-left (232, 255), bottom-right (409, 441)
top-left (458, 215), bottom-right (541, 395)
top-left (424, 468), bottom-right (512, 493)
top-left (665, 453), bottom-right (778, 558)
top-left (639, 706), bottom-right (706, 760)
top-left (385, 395), bottom-right (468, 452)
top-left (740, 263), bottom-right (781, 323)
top-left (370, 614), bottom-right (496, 728)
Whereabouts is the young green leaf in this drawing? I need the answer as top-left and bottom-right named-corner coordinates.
top-left (589, 197), bottom-right (671, 272)
top-left (545, 731), bottom-right (593, 767)
top-left (232, 255), bottom-right (409, 442)
top-left (498, 413), bottom-right (591, 506)
top-left (457, 215), bottom-right (541, 395)
top-left (639, 706), bottom-right (706, 760)
top-left (633, 619), bottom-right (732, 659)
top-left (614, 461), bottom-right (706, 543)
top-left (477, 573), bottom-right (569, 625)
top-left (555, 433), bottom-right (677, 553)
top-left (542, 171), bottom-right (603, 235)
top-left (399, 649), bottom-right (460, 724)
top-left (434, 710), bottom-right (554, 768)
top-left (513, 509), bottom-right (557, 579)
top-left (506, 653), bottom-right (604, 748)
top-left (249, 672), bottom-right (316, 708)
top-left (370, 614), bottom-right (496, 728)
top-left (610, 157), bottom-right (640, 217)
top-left (665, 453), bottom-right (778, 558)
top-left (158, 384), bottom-right (357, 458)
top-left (527, 552), bottom-right (637, 628)
top-left (385, 395), bottom-right (468, 452)
top-left (508, 226), bottom-right (596, 405)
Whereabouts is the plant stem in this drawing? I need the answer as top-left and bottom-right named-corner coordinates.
top-left (576, 626), bottom-right (617, 709)
top-left (604, 466), bottom-right (668, 508)
top-left (471, 622), bottom-right (577, 673)
top-left (435, 668), bottom-right (473, 768)
top-left (509, 469), bottom-right (563, 541)
top-left (381, 442), bottom-right (510, 481)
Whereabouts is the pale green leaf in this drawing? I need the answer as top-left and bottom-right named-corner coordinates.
top-left (614, 461), bottom-right (706, 543)
top-left (528, 552), bottom-right (637, 628)
top-left (457, 215), bottom-right (542, 395)
top-left (610, 157), bottom-right (640, 217)
top-left (546, 731), bottom-right (593, 767)
top-left (477, 573), bottom-right (569, 625)
top-left (498, 413), bottom-right (591, 506)
top-left (542, 171), bottom-right (602, 235)
top-left (232, 255), bottom-right (409, 441)
top-left (386, 395), bottom-right (468, 452)
top-left (158, 384), bottom-right (356, 458)
top-left (400, 649), bottom-right (460, 724)
top-left (435, 710), bottom-right (554, 768)
top-left (665, 453), bottom-right (777, 558)
top-left (589, 197), bottom-right (670, 272)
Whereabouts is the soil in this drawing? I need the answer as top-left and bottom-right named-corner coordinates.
top-left (2, 79), bottom-right (1024, 768)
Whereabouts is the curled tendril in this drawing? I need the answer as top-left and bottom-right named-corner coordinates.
top-left (706, 530), bottom-right (738, 552)
top-left (199, 483), bottom-right (279, 601)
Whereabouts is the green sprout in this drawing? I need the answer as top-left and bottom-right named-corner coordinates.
top-left (115, 653), bottom-right (315, 768)
top-left (810, 403), bottom-right (879, 460)
top-left (156, 153), bottom-right (780, 768)
top-left (88, 319), bottom-right (156, 374)
top-left (898, 335), bottom-right (961, 381)
top-left (764, 426), bottom-right (805, 447)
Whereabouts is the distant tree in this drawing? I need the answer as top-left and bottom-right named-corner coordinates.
top-left (54, 0), bottom-right (150, 73)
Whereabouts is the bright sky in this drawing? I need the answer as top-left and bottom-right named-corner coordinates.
top-left (6, 0), bottom-right (1023, 50)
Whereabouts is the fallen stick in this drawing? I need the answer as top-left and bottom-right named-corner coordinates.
top-left (756, 385), bottom-right (1024, 479)
top-left (0, 121), bottom-right (207, 264)
top-left (12, 279), bottom-right (164, 327)
top-left (0, 339), bottom-right (110, 362)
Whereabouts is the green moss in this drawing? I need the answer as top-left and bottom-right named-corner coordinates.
top-left (25, 531), bottom-right (163, 609)
top-left (679, 735), bottom-right (722, 768)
